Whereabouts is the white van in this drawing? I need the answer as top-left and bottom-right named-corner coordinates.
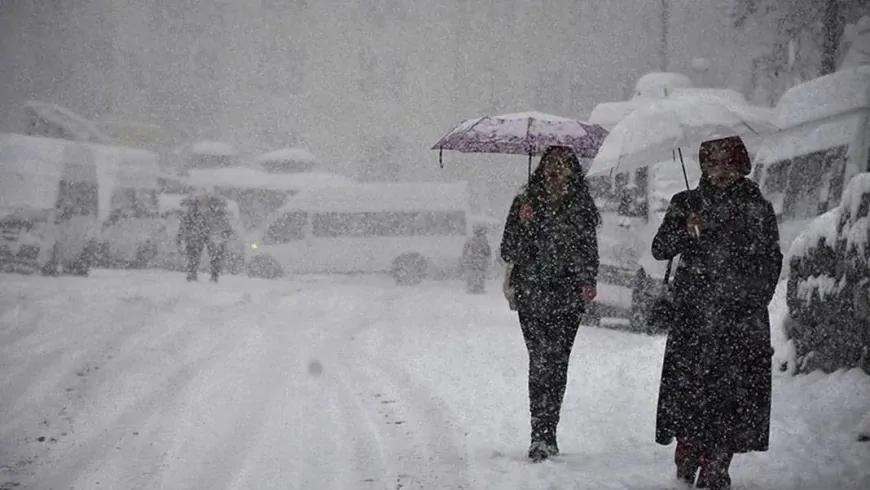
top-left (247, 182), bottom-right (471, 284)
top-left (754, 65), bottom-right (870, 257)
top-left (0, 133), bottom-right (101, 275)
top-left (0, 132), bottom-right (169, 273)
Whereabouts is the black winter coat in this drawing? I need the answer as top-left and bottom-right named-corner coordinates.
top-left (652, 177), bottom-right (782, 453)
top-left (500, 190), bottom-right (599, 315)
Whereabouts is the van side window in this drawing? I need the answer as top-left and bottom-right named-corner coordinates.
top-left (782, 145), bottom-right (848, 220)
top-left (263, 212), bottom-right (307, 244)
top-left (312, 211), bottom-right (467, 237)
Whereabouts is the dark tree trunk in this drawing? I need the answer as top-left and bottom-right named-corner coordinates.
top-left (820, 0), bottom-right (844, 74)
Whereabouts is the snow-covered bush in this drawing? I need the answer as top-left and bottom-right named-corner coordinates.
top-left (786, 173), bottom-right (870, 374)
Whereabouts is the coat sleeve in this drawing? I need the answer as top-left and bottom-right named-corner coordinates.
top-left (651, 192), bottom-right (693, 261)
top-left (734, 199), bottom-right (783, 317)
top-left (500, 195), bottom-right (526, 264)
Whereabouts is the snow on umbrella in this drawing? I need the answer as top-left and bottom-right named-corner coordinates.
top-left (432, 111), bottom-right (609, 175)
top-left (586, 94), bottom-right (779, 187)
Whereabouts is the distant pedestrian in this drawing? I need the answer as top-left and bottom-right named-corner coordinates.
top-left (176, 194), bottom-right (233, 282)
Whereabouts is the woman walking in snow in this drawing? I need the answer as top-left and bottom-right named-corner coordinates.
top-left (500, 145), bottom-right (600, 462)
top-left (652, 136), bottom-right (782, 489)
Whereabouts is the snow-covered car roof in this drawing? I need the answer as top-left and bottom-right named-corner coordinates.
top-left (775, 65), bottom-right (870, 129)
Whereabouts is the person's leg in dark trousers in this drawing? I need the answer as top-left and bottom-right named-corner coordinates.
top-left (696, 447), bottom-right (733, 489)
top-left (519, 308), bottom-right (581, 459)
top-left (675, 437), bottom-right (704, 485)
top-left (206, 239), bottom-right (225, 282)
top-left (185, 240), bottom-right (205, 281)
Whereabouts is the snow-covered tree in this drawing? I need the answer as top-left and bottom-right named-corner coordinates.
top-left (730, 0), bottom-right (869, 75)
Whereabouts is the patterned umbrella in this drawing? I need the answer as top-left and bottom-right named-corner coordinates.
top-left (432, 111), bottom-right (609, 175)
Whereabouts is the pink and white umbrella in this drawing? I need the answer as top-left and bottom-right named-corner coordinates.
top-left (432, 111), bottom-right (609, 175)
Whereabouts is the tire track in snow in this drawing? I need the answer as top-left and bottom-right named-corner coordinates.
top-left (19, 292), bottom-right (271, 489)
top-left (313, 293), bottom-right (472, 490)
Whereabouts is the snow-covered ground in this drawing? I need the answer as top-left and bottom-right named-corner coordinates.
top-left (1, 271), bottom-right (868, 490)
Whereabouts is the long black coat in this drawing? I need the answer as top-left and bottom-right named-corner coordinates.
top-left (652, 178), bottom-right (782, 453)
top-left (500, 190), bottom-right (599, 316)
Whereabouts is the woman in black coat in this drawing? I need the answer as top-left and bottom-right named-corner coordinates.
top-left (652, 136), bottom-right (782, 489)
top-left (500, 146), bottom-right (600, 462)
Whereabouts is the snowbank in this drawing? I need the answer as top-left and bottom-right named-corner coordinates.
top-left (1, 272), bottom-right (869, 488)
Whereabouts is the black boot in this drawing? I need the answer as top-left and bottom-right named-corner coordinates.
top-left (544, 418), bottom-right (559, 456)
top-left (696, 450), bottom-right (732, 490)
top-left (675, 439), bottom-right (702, 486)
top-left (528, 417), bottom-right (558, 462)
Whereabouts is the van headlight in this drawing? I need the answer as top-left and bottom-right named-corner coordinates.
top-left (250, 242), bottom-right (258, 250)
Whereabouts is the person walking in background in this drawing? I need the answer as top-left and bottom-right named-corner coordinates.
top-left (500, 145), bottom-right (600, 462)
top-left (652, 136), bottom-right (782, 490)
top-left (177, 194), bottom-right (233, 283)
top-left (462, 224), bottom-right (492, 294)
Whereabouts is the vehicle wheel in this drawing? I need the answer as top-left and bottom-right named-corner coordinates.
top-left (247, 255), bottom-right (284, 279)
top-left (392, 253), bottom-right (427, 286)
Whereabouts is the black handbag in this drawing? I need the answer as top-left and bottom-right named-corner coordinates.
top-left (646, 257), bottom-right (677, 333)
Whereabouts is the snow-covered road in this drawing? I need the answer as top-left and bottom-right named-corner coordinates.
top-left (1, 271), bottom-right (868, 490)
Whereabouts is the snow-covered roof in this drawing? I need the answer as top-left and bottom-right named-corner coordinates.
top-left (255, 147), bottom-right (317, 164)
top-left (633, 72), bottom-right (693, 98)
top-left (190, 140), bottom-right (239, 156)
top-left (186, 167), bottom-right (353, 191)
top-left (588, 98), bottom-right (656, 130)
top-left (775, 65), bottom-right (870, 129)
top-left (277, 181), bottom-right (469, 213)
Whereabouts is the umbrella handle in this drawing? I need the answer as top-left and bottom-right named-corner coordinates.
top-left (439, 147), bottom-right (443, 168)
top-left (528, 153), bottom-right (532, 180)
top-left (678, 148), bottom-right (690, 190)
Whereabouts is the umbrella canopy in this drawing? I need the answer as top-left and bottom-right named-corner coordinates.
top-left (432, 111), bottom-right (609, 163)
top-left (586, 94), bottom-right (778, 177)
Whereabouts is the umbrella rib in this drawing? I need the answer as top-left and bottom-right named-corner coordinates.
top-left (458, 116), bottom-right (489, 139)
